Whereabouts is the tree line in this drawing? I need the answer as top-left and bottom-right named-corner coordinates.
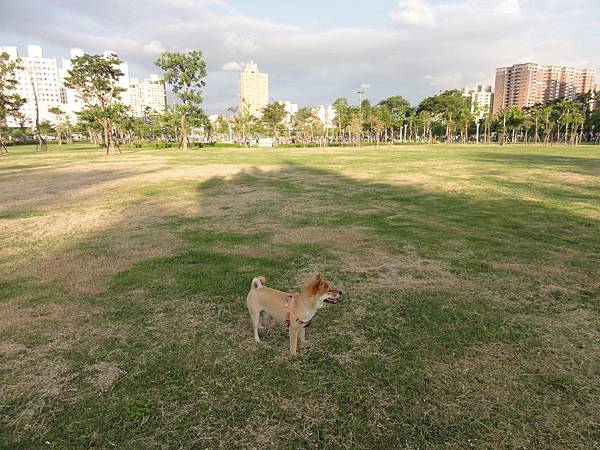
top-left (0, 49), bottom-right (208, 154)
top-left (2, 48), bottom-right (600, 155)
top-left (203, 89), bottom-right (600, 147)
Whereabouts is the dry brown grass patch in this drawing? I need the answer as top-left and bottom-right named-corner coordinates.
top-left (89, 362), bottom-right (123, 392)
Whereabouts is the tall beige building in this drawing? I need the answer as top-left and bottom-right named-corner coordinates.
top-left (239, 62), bottom-right (268, 117)
top-left (493, 63), bottom-right (596, 114)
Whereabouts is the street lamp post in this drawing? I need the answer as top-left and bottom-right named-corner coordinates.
top-left (357, 90), bottom-right (365, 105)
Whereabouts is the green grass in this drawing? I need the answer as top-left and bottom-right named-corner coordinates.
top-left (1, 142), bottom-right (599, 448)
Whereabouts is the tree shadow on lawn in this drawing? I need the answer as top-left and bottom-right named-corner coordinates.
top-left (2, 163), bottom-right (600, 449)
top-left (471, 151), bottom-right (600, 177)
top-left (0, 165), bottom-right (165, 214)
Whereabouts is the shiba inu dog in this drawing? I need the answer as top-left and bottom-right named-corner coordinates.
top-left (246, 274), bottom-right (342, 355)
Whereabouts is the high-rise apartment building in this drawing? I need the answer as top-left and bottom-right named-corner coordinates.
top-left (58, 48), bottom-right (86, 123)
top-left (1, 45), bottom-right (63, 127)
top-left (493, 63), bottom-right (596, 114)
top-left (239, 62), bottom-right (268, 117)
top-left (103, 50), bottom-right (131, 107)
top-left (1, 44), bottom-right (167, 126)
top-left (128, 75), bottom-right (167, 117)
top-left (278, 100), bottom-right (299, 128)
top-left (462, 85), bottom-right (493, 117)
top-left (315, 105), bottom-right (336, 128)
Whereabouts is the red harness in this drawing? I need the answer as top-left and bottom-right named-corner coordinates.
top-left (284, 295), bottom-right (313, 328)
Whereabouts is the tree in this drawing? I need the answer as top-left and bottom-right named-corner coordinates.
top-left (155, 51), bottom-right (207, 151)
top-left (112, 104), bottom-right (137, 147)
top-left (507, 106), bottom-right (524, 143)
top-left (63, 53), bottom-right (125, 154)
top-left (23, 65), bottom-right (48, 151)
top-left (332, 98), bottom-right (349, 145)
top-left (76, 107), bottom-right (103, 145)
top-left (418, 109), bottom-right (433, 143)
top-left (522, 109), bottom-right (534, 144)
top-left (38, 120), bottom-right (55, 138)
top-left (371, 106), bottom-right (387, 145)
top-left (542, 105), bottom-right (555, 146)
top-left (0, 52), bottom-right (26, 154)
top-left (588, 108), bottom-right (600, 144)
top-left (261, 102), bottom-right (287, 143)
top-left (457, 104), bottom-right (474, 144)
top-left (49, 106), bottom-right (66, 145)
top-left (378, 95), bottom-right (411, 142)
top-left (293, 107), bottom-right (318, 142)
top-left (528, 105), bottom-right (543, 143)
top-left (418, 90), bottom-right (466, 143)
top-left (348, 107), bottom-right (363, 146)
top-left (497, 108), bottom-right (510, 145)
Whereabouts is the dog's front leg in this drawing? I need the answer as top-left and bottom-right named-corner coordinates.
top-left (300, 327), bottom-right (307, 343)
top-left (289, 326), bottom-right (300, 355)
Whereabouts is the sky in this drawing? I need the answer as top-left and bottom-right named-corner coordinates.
top-left (1, 0), bottom-right (599, 114)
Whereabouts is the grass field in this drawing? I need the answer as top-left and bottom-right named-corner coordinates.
top-left (1, 143), bottom-right (599, 449)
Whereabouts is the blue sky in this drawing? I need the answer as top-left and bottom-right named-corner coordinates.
top-left (2, 0), bottom-right (599, 114)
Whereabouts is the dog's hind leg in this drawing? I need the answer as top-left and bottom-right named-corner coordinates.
top-left (247, 304), bottom-right (262, 342)
top-left (258, 311), bottom-right (267, 329)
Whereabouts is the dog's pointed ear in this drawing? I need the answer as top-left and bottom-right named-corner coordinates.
top-left (309, 274), bottom-right (322, 293)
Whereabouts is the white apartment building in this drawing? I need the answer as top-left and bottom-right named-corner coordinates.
top-left (58, 48), bottom-right (85, 123)
top-left (239, 62), bottom-right (269, 117)
top-left (128, 74), bottom-right (167, 117)
top-left (2, 44), bottom-right (167, 127)
top-left (278, 100), bottom-right (299, 128)
top-left (60, 49), bottom-right (130, 122)
top-left (315, 105), bottom-right (336, 128)
top-left (462, 84), bottom-right (494, 118)
top-left (1, 45), bottom-right (63, 127)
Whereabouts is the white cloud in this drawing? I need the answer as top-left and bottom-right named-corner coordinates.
top-left (360, 83), bottom-right (372, 89)
top-left (494, 0), bottom-right (520, 16)
top-left (390, 0), bottom-right (436, 27)
top-left (224, 32), bottom-right (259, 53)
top-left (221, 61), bottom-right (242, 71)
top-left (143, 40), bottom-right (166, 55)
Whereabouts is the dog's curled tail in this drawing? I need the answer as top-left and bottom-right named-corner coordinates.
top-left (251, 276), bottom-right (267, 289)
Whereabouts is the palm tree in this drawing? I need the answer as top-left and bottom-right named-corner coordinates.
top-left (498, 108), bottom-right (510, 145)
top-left (570, 109), bottom-right (585, 145)
top-left (522, 109), bottom-right (534, 145)
top-left (482, 109), bottom-right (492, 144)
top-left (542, 106), bottom-right (554, 146)
top-left (457, 107), bottom-right (474, 144)
top-left (556, 99), bottom-right (576, 144)
top-left (530, 105), bottom-right (542, 143)
top-left (418, 110), bottom-right (433, 143)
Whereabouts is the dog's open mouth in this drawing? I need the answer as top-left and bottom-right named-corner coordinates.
top-left (324, 297), bottom-right (340, 304)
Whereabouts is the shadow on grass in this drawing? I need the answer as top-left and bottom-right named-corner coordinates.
top-left (471, 151), bottom-right (600, 176)
top-left (2, 161), bottom-right (600, 449)
top-left (0, 166), bottom-right (164, 213)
